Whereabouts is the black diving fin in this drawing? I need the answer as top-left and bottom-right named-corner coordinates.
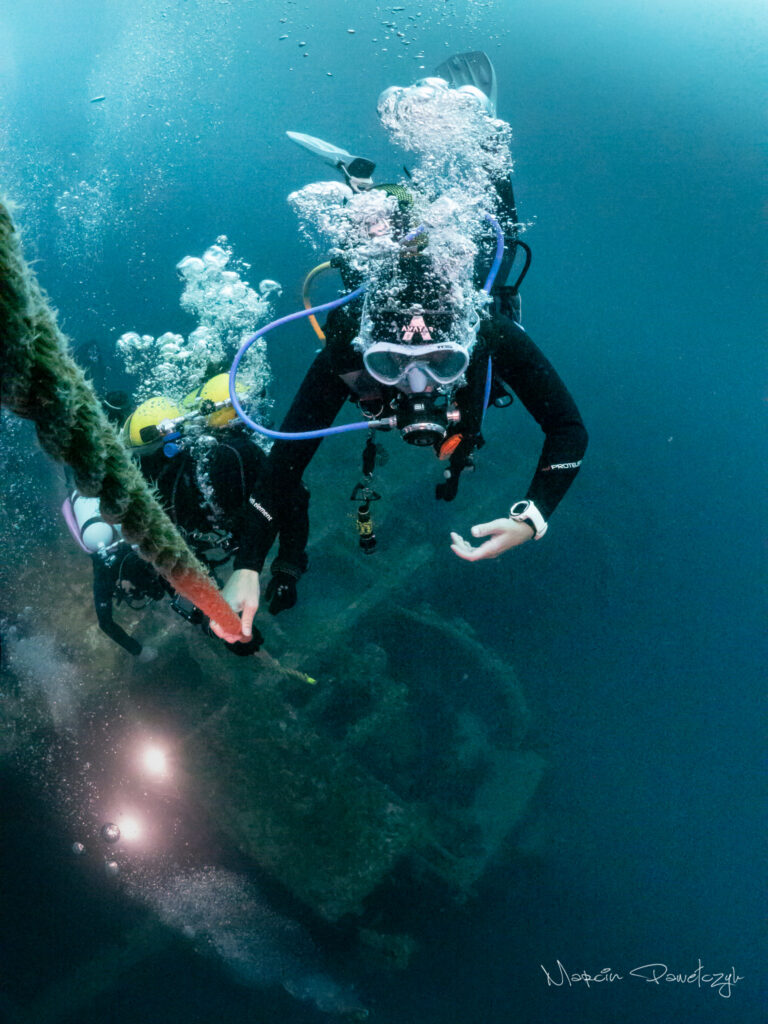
top-left (435, 51), bottom-right (530, 318)
top-left (433, 51), bottom-right (498, 117)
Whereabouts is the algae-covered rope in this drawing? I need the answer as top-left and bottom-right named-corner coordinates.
top-left (0, 197), bottom-right (242, 637)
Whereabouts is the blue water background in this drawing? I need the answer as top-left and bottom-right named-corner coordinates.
top-left (0, 1), bottom-right (765, 1021)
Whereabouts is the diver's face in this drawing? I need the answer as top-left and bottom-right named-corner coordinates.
top-left (367, 217), bottom-right (392, 237)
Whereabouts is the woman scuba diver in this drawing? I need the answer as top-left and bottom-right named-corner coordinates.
top-left (208, 53), bottom-right (588, 644)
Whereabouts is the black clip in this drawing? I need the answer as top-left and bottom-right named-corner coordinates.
top-left (350, 481), bottom-right (381, 503)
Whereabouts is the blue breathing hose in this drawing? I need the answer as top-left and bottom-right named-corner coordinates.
top-left (481, 356), bottom-right (493, 425)
top-left (229, 213), bottom-right (504, 440)
top-left (479, 210), bottom-right (504, 423)
top-left (229, 286), bottom-right (369, 440)
top-left (481, 211), bottom-right (505, 294)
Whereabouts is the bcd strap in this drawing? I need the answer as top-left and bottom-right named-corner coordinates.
top-left (492, 285), bottom-right (522, 323)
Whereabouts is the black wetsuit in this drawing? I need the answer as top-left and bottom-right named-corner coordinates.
top-left (140, 427), bottom-right (309, 576)
top-left (92, 543), bottom-right (167, 656)
top-left (241, 299), bottom-right (588, 568)
top-left (91, 429), bottom-right (309, 654)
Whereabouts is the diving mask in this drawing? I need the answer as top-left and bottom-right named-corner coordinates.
top-left (363, 340), bottom-right (469, 386)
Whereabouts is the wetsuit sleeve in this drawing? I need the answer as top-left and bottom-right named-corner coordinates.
top-left (490, 317), bottom-right (588, 520)
top-left (272, 481), bottom-right (310, 577)
top-left (270, 345), bottom-right (352, 480)
top-left (233, 347), bottom-right (349, 572)
top-left (92, 558), bottom-right (142, 656)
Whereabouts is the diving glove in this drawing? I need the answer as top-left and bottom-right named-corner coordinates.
top-left (435, 473), bottom-right (460, 502)
top-left (265, 570), bottom-right (298, 615)
top-left (204, 619), bottom-right (264, 655)
top-left (222, 629), bottom-right (264, 656)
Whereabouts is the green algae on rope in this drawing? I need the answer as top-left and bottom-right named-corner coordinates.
top-left (0, 197), bottom-right (243, 638)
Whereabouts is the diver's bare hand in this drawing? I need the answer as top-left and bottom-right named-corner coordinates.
top-left (210, 568), bottom-right (261, 641)
top-left (450, 518), bottom-right (534, 561)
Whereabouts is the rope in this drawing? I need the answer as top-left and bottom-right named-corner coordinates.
top-left (0, 197), bottom-right (242, 638)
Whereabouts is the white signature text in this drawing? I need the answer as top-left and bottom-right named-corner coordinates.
top-left (541, 959), bottom-right (743, 998)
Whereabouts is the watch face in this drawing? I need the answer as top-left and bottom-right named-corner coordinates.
top-left (511, 501), bottom-right (529, 516)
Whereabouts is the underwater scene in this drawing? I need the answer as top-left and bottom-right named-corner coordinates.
top-left (0, 1), bottom-right (765, 1022)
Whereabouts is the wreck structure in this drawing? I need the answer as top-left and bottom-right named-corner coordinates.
top-left (0, 198), bottom-right (544, 1000)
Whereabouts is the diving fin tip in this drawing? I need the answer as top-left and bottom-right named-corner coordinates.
top-left (433, 51), bottom-right (498, 117)
top-left (286, 130), bottom-right (354, 168)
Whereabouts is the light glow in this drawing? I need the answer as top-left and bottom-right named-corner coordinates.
top-left (141, 744), bottom-right (168, 777)
top-left (118, 814), bottom-right (143, 841)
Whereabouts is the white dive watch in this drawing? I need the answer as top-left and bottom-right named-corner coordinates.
top-left (509, 500), bottom-right (548, 540)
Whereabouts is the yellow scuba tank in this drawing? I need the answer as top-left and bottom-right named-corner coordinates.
top-left (121, 395), bottom-right (182, 451)
top-left (182, 373), bottom-right (246, 427)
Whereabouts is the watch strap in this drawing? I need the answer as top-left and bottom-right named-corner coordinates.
top-left (509, 500), bottom-right (548, 540)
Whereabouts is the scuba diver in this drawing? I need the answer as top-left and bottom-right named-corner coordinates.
top-left (62, 487), bottom-right (168, 660)
top-left (63, 389), bottom-right (167, 660)
top-left (119, 373), bottom-right (310, 648)
top-left (209, 53), bottom-right (588, 644)
top-left (65, 373), bottom-right (310, 655)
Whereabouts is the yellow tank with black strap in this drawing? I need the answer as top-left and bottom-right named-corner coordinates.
top-left (182, 372), bottom-right (245, 427)
top-left (0, 196), bottom-right (242, 638)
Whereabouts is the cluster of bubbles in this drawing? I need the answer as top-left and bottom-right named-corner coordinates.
top-left (376, 6), bottom-right (423, 53)
top-left (290, 184), bottom-right (401, 274)
top-left (127, 867), bottom-right (368, 1018)
top-left (117, 237), bottom-right (280, 405)
top-left (289, 76), bottom-right (515, 358)
top-left (2, 630), bottom-right (82, 732)
top-left (81, 0), bottom-right (243, 214)
top-left (378, 76), bottom-right (513, 203)
top-left (369, 3), bottom-right (501, 63)
top-left (54, 169), bottom-right (123, 271)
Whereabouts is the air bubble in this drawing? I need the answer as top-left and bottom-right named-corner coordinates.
top-left (101, 822), bottom-right (120, 843)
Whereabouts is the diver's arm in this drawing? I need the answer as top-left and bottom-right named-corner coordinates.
top-left (219, 352), bottom-right (346, 631)
top-left (451, 318), bottom-right (587, 562)
top-left (270, 346), bottom-right (352, 479)
top-left (226, 463), bottom-right (310, 622)
top-left (92, 559), bottom-right (142, 656)
top-left (491, 316), bottom-right (588, 519)
top-left (233, 346), bottom-right (349, 574)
